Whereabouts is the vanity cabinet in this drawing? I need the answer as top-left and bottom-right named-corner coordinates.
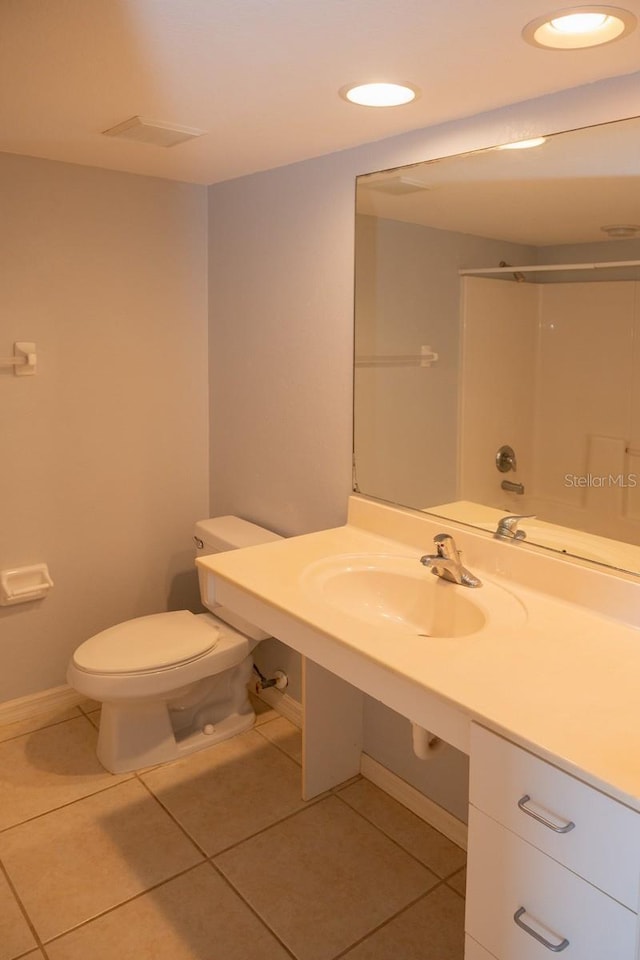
top-left (466, 724), bottom-right (640, 959)
top-left (198, 497), bottom-right (640, 959)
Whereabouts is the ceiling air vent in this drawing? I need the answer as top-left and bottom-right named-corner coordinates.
top-left (363, 175), bottom-right (430, 195)
top-left (101, 116), bottom-right (205, 148)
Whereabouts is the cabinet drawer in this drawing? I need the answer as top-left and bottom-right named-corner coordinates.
top-left (466, 807), bottom-right (637, 960)
top-left (470, 724), bottom-right (640, 910)
top-left (465, 934), bottom-right (498, 960)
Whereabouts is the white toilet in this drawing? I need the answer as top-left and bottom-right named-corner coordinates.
top-left (67, 516), bottom-right (281, 773)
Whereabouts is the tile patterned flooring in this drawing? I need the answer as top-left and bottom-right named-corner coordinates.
top-left (0, 697), bottom-right (466, 960)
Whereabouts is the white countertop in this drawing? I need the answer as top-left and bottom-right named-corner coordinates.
top-left (198, 498), bottom-right (640, 812)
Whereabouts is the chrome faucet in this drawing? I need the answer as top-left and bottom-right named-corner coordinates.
top-left (420, 534), bottom-right (481, 588)
top-left (494, 514), bottom-right (535, 541)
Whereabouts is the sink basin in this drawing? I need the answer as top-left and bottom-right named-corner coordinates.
top-left (302, 554), bottom-right (526, 638)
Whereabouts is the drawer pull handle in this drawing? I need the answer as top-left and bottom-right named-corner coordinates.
top-left (514, 907), bottom-right (570, 952)
top-left (517, 795), bottom-right (576, 834)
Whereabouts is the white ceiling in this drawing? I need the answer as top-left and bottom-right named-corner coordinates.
top-left (1, 0), bottom-right (640, 185)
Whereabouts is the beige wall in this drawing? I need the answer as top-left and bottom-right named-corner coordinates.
top-left (208, 71), bottom-right (640, 818)
top-left (0, 155), bottom-right (209, 701)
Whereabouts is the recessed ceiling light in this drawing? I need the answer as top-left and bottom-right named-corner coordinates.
top-left (364, 175), bottom-right (431, 195)
top-left (550, 11), bottom-right (608, 30)
top-left (523, 5), bottom-right (636, 48)
top-left (498, 137), bottom-right (547, 150)
top-left (340, 83), bottom-right (419, 107)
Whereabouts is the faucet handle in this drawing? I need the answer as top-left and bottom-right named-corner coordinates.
top-left (495, 514), bottom-right (536, 541)
top-left (433, 533), bottom-right (460, 560)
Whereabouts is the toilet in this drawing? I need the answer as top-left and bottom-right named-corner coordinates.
top-left (67, 516), bottom-right (281, 773)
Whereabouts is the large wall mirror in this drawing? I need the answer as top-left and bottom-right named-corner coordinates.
top-left (354, 115), bottom-right (640, 576)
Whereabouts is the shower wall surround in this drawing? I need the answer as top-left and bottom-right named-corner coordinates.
top-left (460, 277), bottom-right (640, 543)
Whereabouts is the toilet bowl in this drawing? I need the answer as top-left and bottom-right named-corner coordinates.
top-left (67, 516), bottom-right (281, 773)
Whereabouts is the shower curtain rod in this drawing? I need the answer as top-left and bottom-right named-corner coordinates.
top-left (459, 259), bottom-right (640, 276)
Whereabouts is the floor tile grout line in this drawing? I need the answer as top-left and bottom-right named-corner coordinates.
top-left (35, 865), bottom-right (464, 960)
top-left (0, 774), bottom-right (137, 835)
top-left (329, 879), bottom-right (460, 960)
top-left (0, 856), bottom-right (48, 957)
top-left (252, 721), bottom-right (303, 767)
top-left (77, 710), bottom-right (100, 728)
top-left (332, 789), bottom-right (465, 881)
top-left (253, 721), bottom-right (302, 767)
top-left (40, 860), bottom-right (215, 948)
top-left (135, 758), bottom-right (327, 861)
top-left (444, 875), bottom-right (467, 901)
top-left (206, 791), bottom-right (458, 958)
top-left (0, 776), bottom-right (212, 949)
top-left (133, 772), bottom-right (210, 860)
top-left (207, 859), bottom-right (300, 960)
top-left (76, 703), bottom-right (99, 716)
top-left (329, 774), bottom-right (363, 793)
top-left (0, 712), bottom-right (86, 744)
top-left (1, 713), bottom-right (465, 956)
top-left (14, 947), bottom-right (48, 960)
top-left (22, 791), bottom-right (332, 952)
top-left (334, 781), bottom-right (466, 862)
top-left (205, 791), bottom-right (330, 860)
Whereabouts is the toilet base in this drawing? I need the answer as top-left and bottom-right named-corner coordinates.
top-left (96, 656), bottom-right (256, 773)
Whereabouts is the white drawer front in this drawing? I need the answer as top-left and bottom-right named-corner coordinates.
top-left (470, 724), bottom-right (640, 910)
top-left (466, 807), bottom-right (637, 960)
top-left (465, 934), bottom-right (498, 960)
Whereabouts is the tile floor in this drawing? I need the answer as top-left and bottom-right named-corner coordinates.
top-left (0, 697), bottom-right (466, 960)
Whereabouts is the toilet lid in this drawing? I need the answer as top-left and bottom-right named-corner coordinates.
top-left (73, 611), bottom-right (220, 674)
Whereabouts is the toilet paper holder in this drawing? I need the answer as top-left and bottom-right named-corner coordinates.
top-left (0, 564), bottom-right (54, 606)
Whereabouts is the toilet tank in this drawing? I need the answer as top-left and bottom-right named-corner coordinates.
top-left (194, 515), bottom-right (282, 640)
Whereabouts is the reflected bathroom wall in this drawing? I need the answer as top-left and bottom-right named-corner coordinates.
top-left (353, 215), bottom-right (536, 508)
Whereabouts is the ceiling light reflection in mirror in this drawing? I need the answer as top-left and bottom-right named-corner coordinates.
top-left (353, 115), bottom-right (640, 577)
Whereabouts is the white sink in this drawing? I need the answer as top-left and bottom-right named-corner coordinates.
top-left (302, 554), bottom-right (527, 638)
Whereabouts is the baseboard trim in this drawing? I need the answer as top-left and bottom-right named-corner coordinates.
top-left (360, 753), bottom-right (468, 850)
top-left (0, 684), bottom-right (90, 726)
top-left (256, 688), bottom-right (303, 728)
top-left (1, 682), bottom-right (304, 729)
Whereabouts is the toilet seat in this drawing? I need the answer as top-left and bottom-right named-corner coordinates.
top-left (72, 611), bottom-right (220, 675)
top-left (67, 611), bottom-right (253, 702)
